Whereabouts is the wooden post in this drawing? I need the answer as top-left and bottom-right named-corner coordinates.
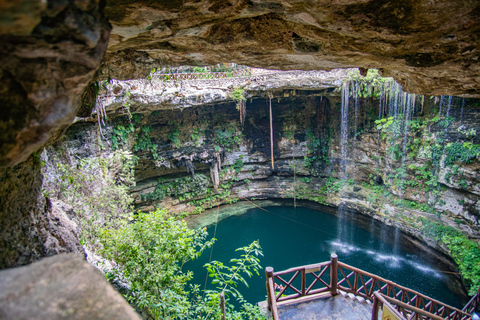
top-left (265, 267), bottom-right (275, 309)
top-left (265, 267), bottom-right (279, 320)
top-left (330, 254), bottom-right (338, 296)
top-left (415, 296), bottom-right (420, 320)
top-left (301, 268), bottom-right (306, 296)
top-left (372, 292), bottom-right (380, 320)
top-left (220, 291), bottom-right (226, 320)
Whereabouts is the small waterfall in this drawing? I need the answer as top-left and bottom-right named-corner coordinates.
top-left (340, 81), bottom-right (350, 168)
top-left (461, 98), bottom-right (465, 125)
top-left (446, 95), bottom-right (452, 119)
top-left (354, 80), bottom-right (360, 140)
top-left (338, 81), bottom-right (352, 245)
top-left (399, 94), bottom-right (413, 196)
top-left (439, 95), bottom-right (445, 116)
top-left (378, 82), bottom-right (384, 120)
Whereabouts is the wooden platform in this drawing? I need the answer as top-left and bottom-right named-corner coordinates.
top-left (259, 291), bottom-right (374, 320)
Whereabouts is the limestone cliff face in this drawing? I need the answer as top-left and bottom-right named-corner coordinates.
top-left (102, 0), bottom-right (480, 97)
top-left (45, 73), bottom-right (480, 246)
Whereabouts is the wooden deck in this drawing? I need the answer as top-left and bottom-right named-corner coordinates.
top-left (262, 254), bottom-right (478, 320)
top-left (259, 290), bottom-right (374, 320)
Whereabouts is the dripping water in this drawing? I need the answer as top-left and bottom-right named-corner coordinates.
top-left (338, 81), bottom-right (351, 243)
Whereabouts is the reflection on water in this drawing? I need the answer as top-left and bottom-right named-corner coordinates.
top-left (185, 201), bottom-right (467, 308)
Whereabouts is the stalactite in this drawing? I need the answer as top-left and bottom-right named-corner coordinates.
top-left (210, 161), bottom-right (220, 192)
top-left (185, 160), bottom-right (195, 178)
top-left (210, 152), bottom-right (222, 192)
top-left (215, 152), bottom-right (222, 171)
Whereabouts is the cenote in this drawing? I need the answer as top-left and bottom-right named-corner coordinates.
top-left (186, 201), bottom-right (468, 309)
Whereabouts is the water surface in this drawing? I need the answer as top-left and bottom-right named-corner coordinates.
top-left (185, 202), bottom-right (467, 308)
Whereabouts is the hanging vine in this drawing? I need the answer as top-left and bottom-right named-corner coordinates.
top-left (232, 86), bottom-right (247, 124)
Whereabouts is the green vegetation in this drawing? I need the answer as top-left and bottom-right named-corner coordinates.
top-left (168, 121), bottom-right (181, 148)
top-left (99, 208), bottom-right (269, 319)
top-left (111, 124), bottom-right (134, 150)
top-left (303, 129), bottom-right (332, 171)
top-left (43, 149), bottom-right (137, 246)
top-left (191, 128), bottom-right (202, 147)
top-left (345, 69), bottom-right (392, 98)
top-left (231, 87), bottom-right (246, 106)
top-left (444, 142), bottom-right (480, 166)
top-left (213, 126), bottom-right (243, 152)
top-left (142, 174), bottom-right (211, 203)
top-left (417, 218), bottom-right (480, 295)
top-left (291, 176), bottom-right (347, 205)
top-left (233, 158), bottom-right (244, 174)
top-left (133, 125), bottom-right (160, 159)
top-left (188, 181), bottom-right (238, 214)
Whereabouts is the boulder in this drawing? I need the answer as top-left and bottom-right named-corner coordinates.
top-left (0, 253), bottom-right (141, 320)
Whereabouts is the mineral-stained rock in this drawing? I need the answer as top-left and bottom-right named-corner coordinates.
top-left (0, 0), bottom-right (111, 167)
top-left (102, 0), bottom-right (480, 98)
top-left (0, 253), bottom-right (141, 320)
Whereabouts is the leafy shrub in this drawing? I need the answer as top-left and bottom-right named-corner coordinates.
top-left (213, 127), bottom-right (243, 152)
top-left (133, 125), bottom-right (160, 159)
top-left (99, 209), bottom-right (269, 319)
top-left (111, 124), bottom-right (134, 150)
top-left (142, 174), bottom-right (211, 202)
top-left (444, 142), bottom-right (480, 166)
top-left (419, 218), bottom-right (480, 295)
top-left (43, 149), bottom-right (137, 246)
top-left (99, 208), bottom-right (212, 319)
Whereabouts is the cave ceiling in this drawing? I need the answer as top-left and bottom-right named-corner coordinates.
top-left (1, 0), bottom-right (480, 167)
top-left (102, 0), bottom-right (480, 97)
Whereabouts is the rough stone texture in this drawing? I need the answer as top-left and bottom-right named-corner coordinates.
top-left (102, 0), bottom-right (480, 97)
top-left (0, 0), bottom-right (111, 167)
top-left (56, 82), bottom-right (480, 238)
top-left (0, 253), bottom-right (141, 320)
top-left (91, 68), bottom-right (349, 114)
top-left (0, 157), bottom-right (84, 269)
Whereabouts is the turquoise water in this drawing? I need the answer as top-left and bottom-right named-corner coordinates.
top-left (185, 203), bottom-right (467, 309)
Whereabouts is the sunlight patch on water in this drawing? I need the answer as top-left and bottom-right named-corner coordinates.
top-left (328, 240), bottom-right (443, 278)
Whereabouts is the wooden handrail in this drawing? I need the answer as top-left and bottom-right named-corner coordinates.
top-left (373, 292), bottom-right (472, 320)
top-left (273, 261), bottom-right (331, 276)
top-left (265, 258), bottom-right (474, 320)
top-left (372, 292), bottom-right (407, 320)
top-left (462, 286), bottom-right (480, 315)
top-left (336, 261), bottom-right (469, 319)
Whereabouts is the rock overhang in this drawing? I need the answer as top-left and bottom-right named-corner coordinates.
top-left (102, 0), bottom-right (480, 98)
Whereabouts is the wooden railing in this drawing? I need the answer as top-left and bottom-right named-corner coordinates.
top-left (336, 262), bottom-right (471, 320)
top-left (265, 255), bottom-right (473, 320)
top-left (462, 287), bottom-right (480, 315)
top-left (152, 68), bottom-right (253, 81)
top-left (372, 292), bottom-right (474, 320)
top-left (372, 292), bottom-right (407, 320)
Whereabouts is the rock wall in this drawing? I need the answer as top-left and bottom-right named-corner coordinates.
top-left (0, 157), bottom-right (84, 269)
top-left (101, 0), bottom-right (480, 97)
top-left (50, 77), bottom-right (480, 244)
top-left (23, 74), bottom-right (479, 302)
top-left (0, 0), bottom-right (111, 168)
